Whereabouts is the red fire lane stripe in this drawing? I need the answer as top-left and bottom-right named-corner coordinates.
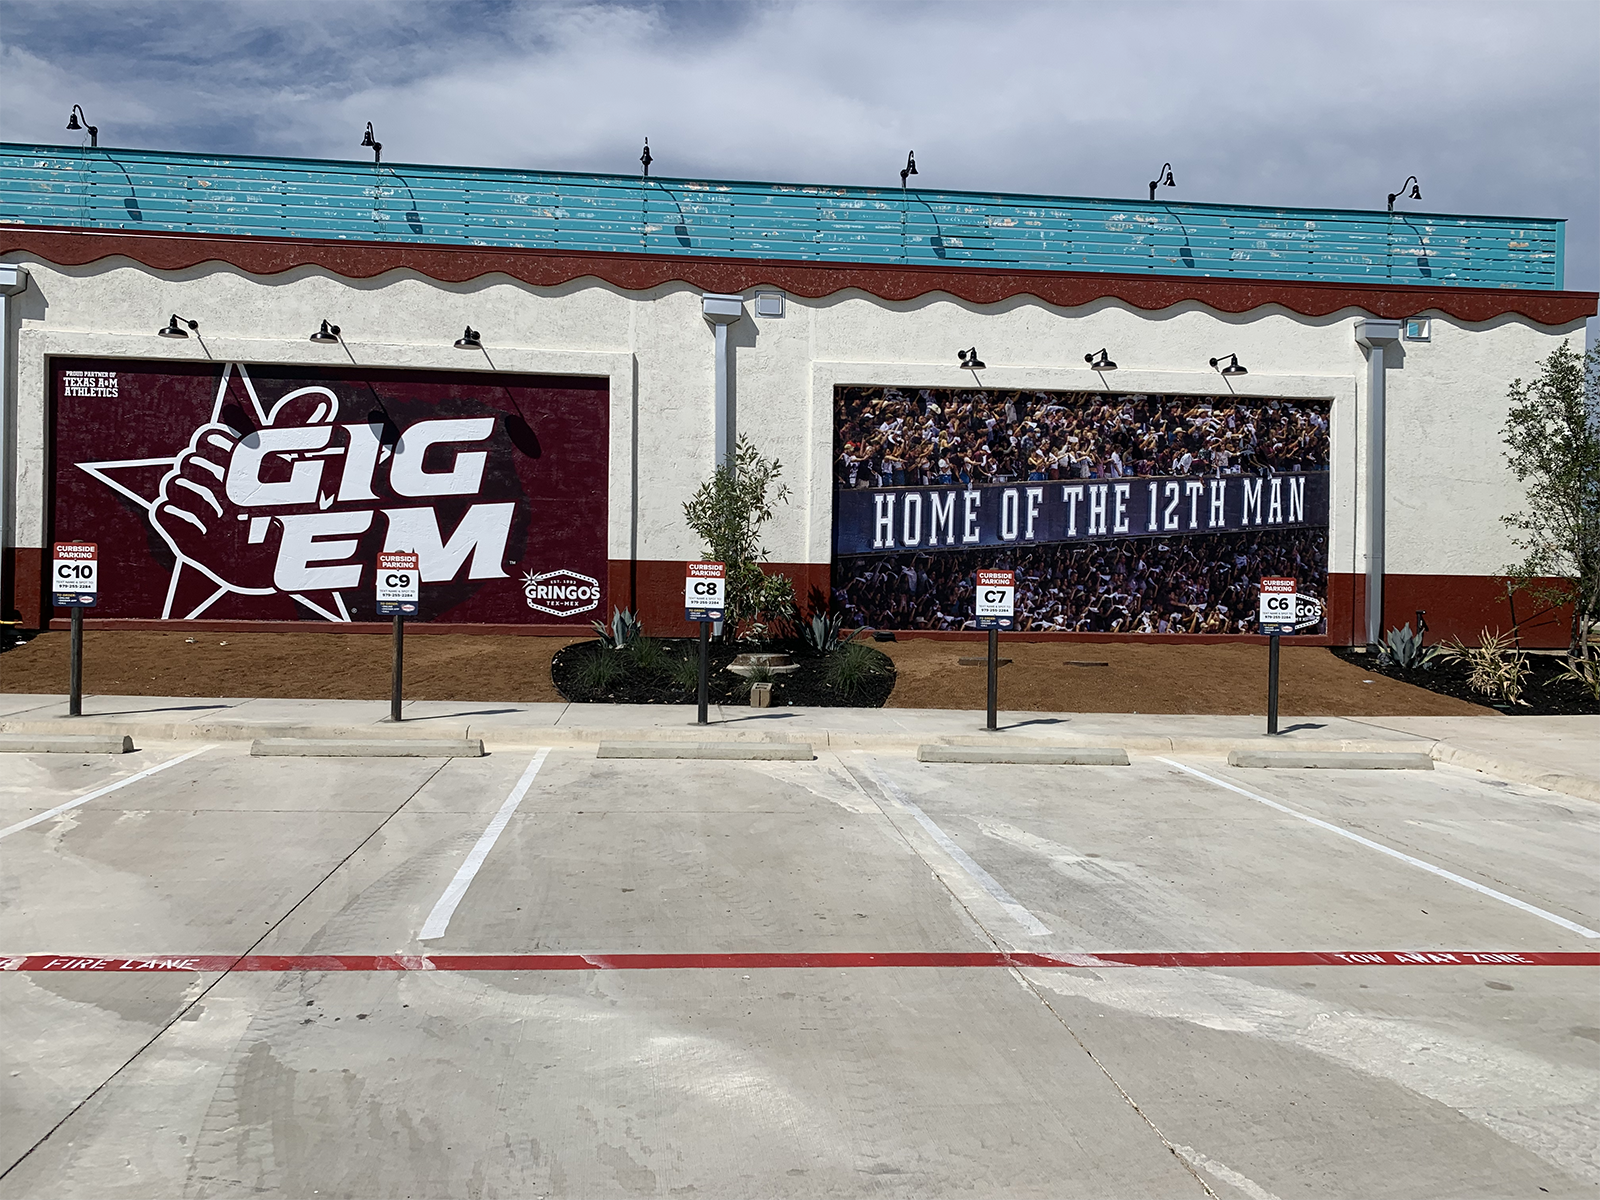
top-left (4, 951), bottom-right (1596, 973)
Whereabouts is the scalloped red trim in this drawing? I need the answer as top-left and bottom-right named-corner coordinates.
top-left (4, 225), bottom-right (1595, 325)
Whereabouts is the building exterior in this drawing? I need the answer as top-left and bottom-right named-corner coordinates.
top-left (1, 143), bottom-right (1594, 646)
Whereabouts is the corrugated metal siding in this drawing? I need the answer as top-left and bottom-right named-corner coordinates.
top-left (0, 144), bottom-right (1564, 289)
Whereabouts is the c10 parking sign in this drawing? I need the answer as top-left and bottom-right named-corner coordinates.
top-left (52, 542), bottom-right (98, 608)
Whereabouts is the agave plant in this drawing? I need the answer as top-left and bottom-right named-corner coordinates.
top-left (801, 611), bottom-right (845, 653)
top-left (1378, 623), bottom-right (1440, 671)
top-left (591, 607), bottom-right (644, 651)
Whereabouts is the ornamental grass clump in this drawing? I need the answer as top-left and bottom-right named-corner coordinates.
top-left (1443, 629), bottom-right (1530, 706)
top-left (824, 641), bottom-right (891, 699)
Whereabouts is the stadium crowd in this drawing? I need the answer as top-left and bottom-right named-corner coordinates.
top-left (834, 387), bottom-right (1330, 488)
top-left (833, 528), bottom-right (1328, 634)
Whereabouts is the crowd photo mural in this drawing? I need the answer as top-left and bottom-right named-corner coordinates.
top-left (831, 385), bottom-right (1330, 634)
top-left (51, 359), bottom-right (609, 624)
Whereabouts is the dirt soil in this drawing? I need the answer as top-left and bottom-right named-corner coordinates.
top-left (1, 631), bottom-right (1489, 715)
top-left (879, 639), bottom-right (1490, 716)
top-left (0, 631), bottom-right (580, 703)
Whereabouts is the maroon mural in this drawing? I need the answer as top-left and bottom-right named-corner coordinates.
top-left (51, 359), bottom-right (609, 624)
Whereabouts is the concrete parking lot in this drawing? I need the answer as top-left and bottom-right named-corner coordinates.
top-left (2, 738), bottom-right (1597, 1198)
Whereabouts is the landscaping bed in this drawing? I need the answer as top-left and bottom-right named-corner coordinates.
top-left (1330, 646), bottom-right (1598, 716)
top-left (551, 637), bottom-right (896, 707)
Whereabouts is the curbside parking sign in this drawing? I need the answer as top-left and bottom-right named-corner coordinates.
top-left (974, 568), bottom-right (1015, 630)
top-left (1258, 576), bottom-right (1296, 634)
top-left (52, 542), bottom-right (98, 607)
top-left (685, 561), bottom-right (726, 622)
top-left (375, 552), bottom-right (420, 616)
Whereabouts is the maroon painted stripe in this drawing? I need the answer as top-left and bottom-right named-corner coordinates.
top-left (4, 226), bottom-right (1595, 326)
top-left (5, 950), bottom-right (1594, 974)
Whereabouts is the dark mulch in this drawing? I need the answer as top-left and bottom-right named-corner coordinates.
top-left (1330, 646), bottom-right (1598, 716)
top-left (552, 637), bottom-right (897, 707)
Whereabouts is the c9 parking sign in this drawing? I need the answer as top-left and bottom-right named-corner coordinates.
top-left (376, 552), bottom-right (420, 616)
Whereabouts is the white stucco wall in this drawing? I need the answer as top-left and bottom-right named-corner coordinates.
top-left (1, 252), bottom-right (1585, 594)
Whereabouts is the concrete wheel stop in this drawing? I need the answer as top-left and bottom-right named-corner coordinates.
top-left (1227, 750), bottom-right (1435, 770)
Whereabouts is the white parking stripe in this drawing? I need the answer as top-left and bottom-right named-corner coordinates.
top-left (865, 765), bottom-right (1051, 937)
top-left (418, 749), bottom-right (549, 941)
top-left (1159, 757), bottom-right (1600, 940)
top-left (0, 746), bottom-right (214, 840)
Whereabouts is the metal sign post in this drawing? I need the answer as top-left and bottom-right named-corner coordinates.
top-left (376, 552), bottom-right (420, 723)
top-left (974, 569), bottom-right (1016, 732)
top-left (1258, 576), bottom-right (1296, 736)
top-left (52, 542), bottom-right (98, 717)
top-left (684, 562), bottom-right (726, 726)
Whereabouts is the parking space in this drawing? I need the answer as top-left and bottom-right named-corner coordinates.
top-left (1, 744), bottom-right (1596, 1197)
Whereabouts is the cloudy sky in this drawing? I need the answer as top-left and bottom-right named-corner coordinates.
top-left (3, 0), bottom-right (1596, 340)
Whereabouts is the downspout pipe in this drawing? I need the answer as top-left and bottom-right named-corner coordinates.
top-left (0, 264), bottom-right (28, 625)
top-left (1354, 317), bottom-right (1401, 647)
top-left (701, 293), bottom-right (744, 473)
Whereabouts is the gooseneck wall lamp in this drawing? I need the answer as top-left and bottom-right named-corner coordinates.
top-left (66, 105), bottom-right (98, 147)
top-left (310, 319), bottom-right (341, 344)
top-left (1148, 162), bottom-right (1174, 202)
top-left (1085, 348), bottom-right (1117, 372)
top-left (158, 314), bottom-right (199, 338)
top-left (361, 122), bottom-right (383, 164)
top-left (900, 151), bottom-right (918, 188)
top-left (1387, 175), bottom-right (1421, 212)
top-left (454, 326), bottom-right (483, 350)
top-left (958, 347), bottom-right (985, 371)
top-left (1209, 353), bottom-right (1248, 375)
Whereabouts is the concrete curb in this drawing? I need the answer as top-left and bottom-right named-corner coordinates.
top-left (1429, 743), bottom-right (1600, 801)
top-left (597, 742), bottom-right (815, 761)
top-left (918, 746), bottom-right (1129, 765)
top-left (0, 733), bottom-right (134, 754)
top-left (1227, 750), bottom-right (1434, 770)
top-left (250, 738), bottom-right (485, 758)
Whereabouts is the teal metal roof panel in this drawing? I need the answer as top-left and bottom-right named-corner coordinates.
top-left (0, 142), bottom-right (1565, 289)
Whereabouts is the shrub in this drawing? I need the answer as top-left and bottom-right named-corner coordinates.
top-left (667, 651), bottom-right (702, 693)
top-left (1557, 641), bottom-right (1600, 702)
top-left (824, 642), bottom-right (891, 699)
top-left (629, 635), bottom-right (669, 676)
top-left (572, 646), bottom-right (626, 693)
top-left (1442, 629), bottom-right (1530, 706)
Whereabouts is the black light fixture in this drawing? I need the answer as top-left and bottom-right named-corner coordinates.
top-left (67, 104), bottom-right (98, 148)
top-left (640, 137), bottom-right (652, 177)
top-left (454, 326), bottom-right (483, 350)
top-left (361, 122), bottom-right (382, 164)
top-left (310, 319), bottom-right (341, 344)
top-left (1085, 348), bottom-right (1117, 372)
top-left (958, 346), bottom-right (985, 371)
top-left (900, 151), bottom-right (918, 188)
top-left (1208, 353), bottom-right (1248, 375)
top-left (1148, 162), bottom-right (1174, 202)
top-left (1386, 175), bottom-right (1421, 212)
top-left (158, 314), bottom-right (198, 338)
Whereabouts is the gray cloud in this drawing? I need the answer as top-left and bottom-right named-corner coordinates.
top-left (3, 0), bottom-right (1595, 340)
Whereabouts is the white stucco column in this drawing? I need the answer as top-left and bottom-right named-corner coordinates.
top-left (1355, 317), bottom-right (1401, 646)
top-left (0, 263), bottom-right (29, 617)
top-left (701, 293), bottom-right (744, 472)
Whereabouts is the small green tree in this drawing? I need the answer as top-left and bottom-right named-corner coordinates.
top-left (682, 436), bottom-right (798, 642)
top-left (1500, 341), bottom-right (1600, 660)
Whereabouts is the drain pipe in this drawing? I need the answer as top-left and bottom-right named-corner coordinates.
top-left (0, 264), bottom-right (28, 622)
top-left (701, 293), bottom-right (744, 473)
top-left (1355, 317), bottom-right (1401, 647)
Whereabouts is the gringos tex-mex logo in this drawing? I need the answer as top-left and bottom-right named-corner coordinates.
top-left (78, 363), bottom-right (548, 621)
